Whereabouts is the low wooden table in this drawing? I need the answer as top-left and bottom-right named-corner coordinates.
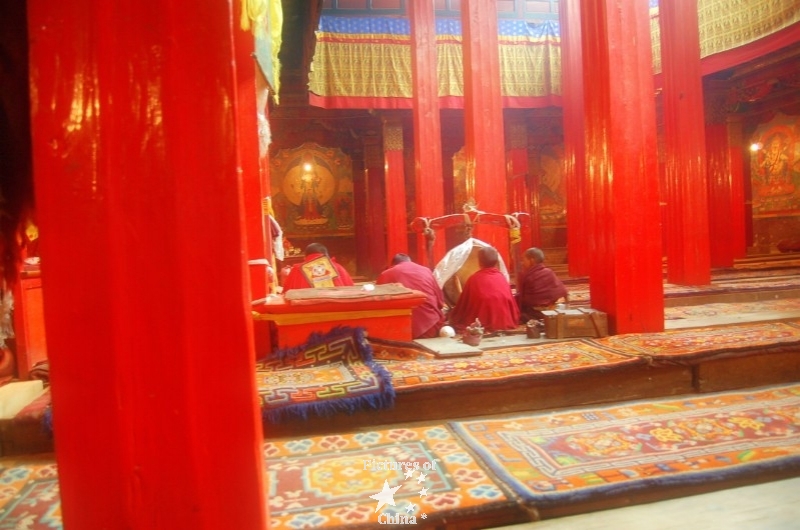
top-left (252, 284), bottom-right (426, 349)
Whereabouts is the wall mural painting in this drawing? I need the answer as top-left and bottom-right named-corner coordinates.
top-left (530, 144), bottom-right (567, 226)
top-left (751, 114), bottom-right (800, 218)
top-left (451, 144), bottom-right (567, 226)
top-left (270, 143), bottom-right (355, 246)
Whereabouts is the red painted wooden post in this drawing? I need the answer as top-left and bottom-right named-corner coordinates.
top-left (409, 0), bottom-right (446, 267)
top-left (578, 0), bottom-right (664, 334)
top-left (27, 1), bottom-right (268, 528)
top-left (706, 122), bottom-right (741, 268)
top-left (506, 120), bottom-right (532, 261)
top-left (461, 0), bottom-right (509, 263)
top-left (659, 0), bottom-right (711, 285)
top-left (559, 0), bottom-right (590, 278)
top-left (384, 119), bottom-right (409, 259)
top-left (527, 171), bottom-right (542, 248)
top-left (728, 116), bottom-right (748, 258)
top-left (364, 137), bottom-right (389, 275)
top-left (234, 6), bottom-right (273, 358)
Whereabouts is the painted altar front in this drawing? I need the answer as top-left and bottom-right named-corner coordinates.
top-left (252, 284), bottom-right (427, 349)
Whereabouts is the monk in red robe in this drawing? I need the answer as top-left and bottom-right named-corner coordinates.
top-left (282, 243), bottom-right (354, 293)
top-left (516, 247), bottom-right (568, 322)
top-left (447, 246), bottom-right (520, 333)
top-left (377, 253), bottom-right (446, 339)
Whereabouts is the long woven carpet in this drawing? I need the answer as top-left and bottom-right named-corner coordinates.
top-left (665, 297), bottom-right (800, 320)
top-left (0, 455), bottom-right (60, 527)
top-left (256, 327), bottom-right (394, 423)
top-left (596, 320), bottom-right (800, 362)
top-left (566, 267), bottom-right (800, 306)
top-left (369, 339), bottom-right (643, 391)
top-left (450, 383), bottom-right (800, 508)
top-left (266, 425), bottom-right (516, 528)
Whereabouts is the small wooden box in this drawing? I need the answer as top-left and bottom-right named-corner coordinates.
top-left (542, 308), bottom-right (608, 339)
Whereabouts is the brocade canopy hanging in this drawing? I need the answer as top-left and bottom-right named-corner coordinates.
top-left (309, 17), bottom-right (562, 109)
top-left (308, 0), bottom-right (800, 110)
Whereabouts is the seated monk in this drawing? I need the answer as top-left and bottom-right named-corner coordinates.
top-left (516, 247), bottom-right (568, 323)
top-left (282, 243), bottom-right (354, 293)
top-left (447, 246), bottom-right (520, 333)
top-left (376, 253), bottom-right (446, 339)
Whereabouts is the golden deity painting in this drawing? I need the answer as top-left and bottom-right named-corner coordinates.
top-left (271, 143), bottom-right (355, 236)
top-left (751, 114), bottom-right (800, 217)
top-left (282, 156), bottom-right (337, 226)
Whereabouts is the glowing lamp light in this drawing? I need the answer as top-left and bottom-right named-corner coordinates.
top-left (302, 162), bottom-right (313, 171)
top-left (750, 143), bottom-right (763, 152)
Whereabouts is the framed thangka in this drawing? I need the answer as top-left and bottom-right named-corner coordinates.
top-left (270, 143), bottom-right (355, 237)
top-left (751, 113), bottom-right (800, 218)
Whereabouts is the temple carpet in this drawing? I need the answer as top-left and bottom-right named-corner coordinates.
top-left (492, 476), bottom-right (800, 529)
top-left (265, 318), bottom-right (800, 438)
top-left (565, 266), bottom-right (800, 308)
top-left (6, 297), bottom-right (800, 450)
top-left (5, 382), bottom-right (800, 529)
top-left (256, 327), bottom-right (394, 424)
top-left (451, 383), bottom-right (800, 521)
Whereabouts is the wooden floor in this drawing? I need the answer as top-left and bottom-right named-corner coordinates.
top-left (491, 476), bottom-right (800, 530)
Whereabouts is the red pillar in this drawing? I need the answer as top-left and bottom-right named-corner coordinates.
top-left (506, 120), bottom-right (533, 268)
top-left (384, 119), bottom-right (409, 259)
top-left (27, 1), bottom-right (268, 528)
top-left (578, 0), bottom-right (664, 334)
top-left (527, 171), bottom-right (542, 248)
top-left (559, 0), bottom-right (590, 277)
top-left (706, 122), bottom-right (735, 267)
top-left (409, 0), bottom-right (445, 267)
top-left (728, 116), bottom-right (748, 258)
top-left (461, 0), bottom-right (509, 261)
top-left (234, 6), bottom-right (273, 358)
top-left (363, 137), bottom-right (388, 274)
top-left (659, 0), bottom-right (711, 285)
top-left (704, 114), bottom-right (746, 264)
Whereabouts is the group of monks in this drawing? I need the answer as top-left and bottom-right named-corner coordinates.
top-left (281, 243), bottom-right (569, 339)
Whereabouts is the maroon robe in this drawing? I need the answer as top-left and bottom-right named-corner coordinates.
top-left (448, 267), bottom-right (520, 332)
top-left (377, 260), bottom-right (445, 338)
top-left (516, 263), bottom-right (568, 321)
top-left (282, 253), bottom-right (354, 293)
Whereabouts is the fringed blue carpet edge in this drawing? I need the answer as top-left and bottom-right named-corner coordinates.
top-left (260, 326), bottom-right (396, 424)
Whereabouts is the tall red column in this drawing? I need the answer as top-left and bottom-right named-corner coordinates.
top-left (728, 116), bottom-right (748, 258)
top-left (234, 6), bottom-right (272, 358)
top-left (706, 121), bottom-right (741, 267)
top-left (409, 0), bottom-right (445, 267)
top-left (659, 0), bottom-right (711, 285)
top-left (363, 137), bottom-right (388, 274)
top-left (384, 119), bottom-right (409, 259)
top-left (461, 0), bottom-right (509, 261)
top-left (559, 0), bottom-right (590, 277)
top-left (506, 120), bottom-right (532, 274)
top-left (703, 91), bottom-right (746, 261)
top-left (578, 0), bottom-right (664, 334)
top-left (27, 1), bottom-right (268, 528)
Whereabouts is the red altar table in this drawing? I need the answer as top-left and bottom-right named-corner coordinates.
top-left (252, 284), bottom-right (426, 349)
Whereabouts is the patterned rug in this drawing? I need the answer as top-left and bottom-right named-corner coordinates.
top-left (566, 267), bottom-right (800, 306)
top-left (450, 383), bottom-right (800, 507)
top-left (665, 297), bottom-right (800, 320)
top-left (369, 339), bottom-right (643, 391)
top-left (0, 455), bottom-right (60, 528)
top-left (256, 327), bottom-right (395, 423)
top-left (596, 320), bottom-right (800, 362)
top-left (265, 425), bottom-right (516, 528)
top-left (711, 266), bottom-right (800, 280)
